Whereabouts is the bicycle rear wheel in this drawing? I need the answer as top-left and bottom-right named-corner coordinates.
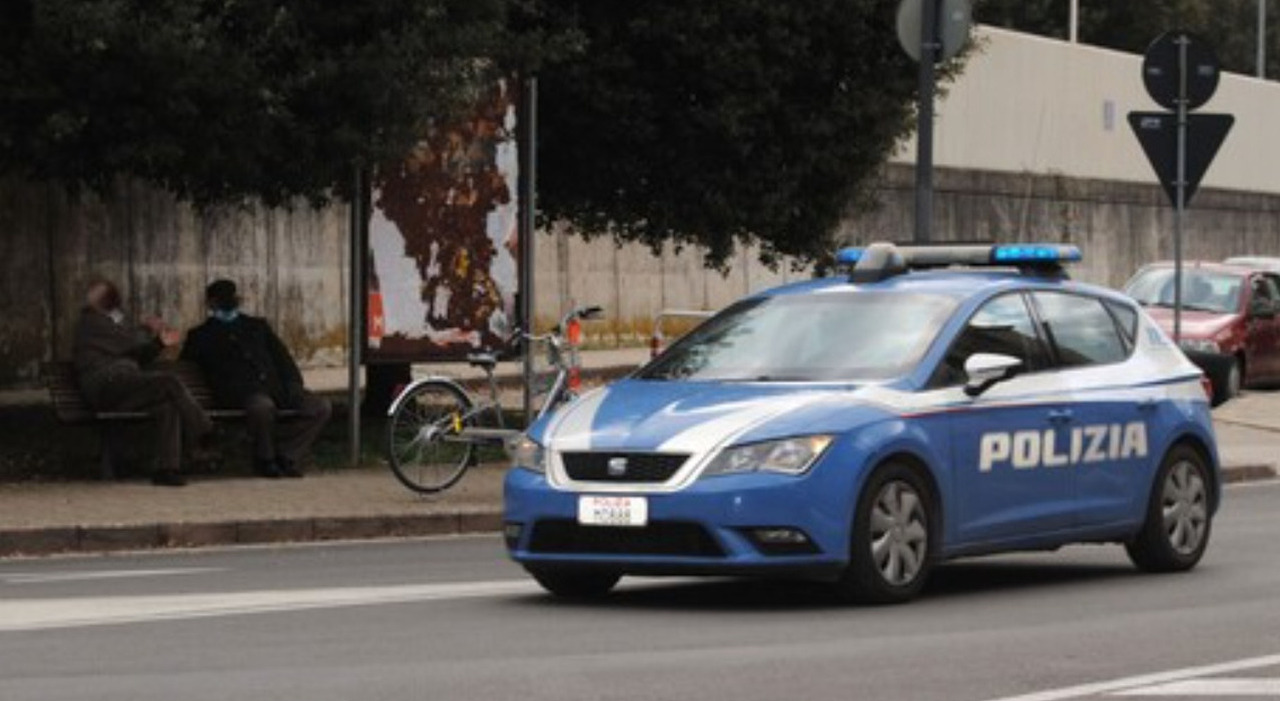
top-left (386, 381), bottom-right (475, 494)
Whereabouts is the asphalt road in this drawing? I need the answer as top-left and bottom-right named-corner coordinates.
top-left (2, 481), bottom-right (1280, 701)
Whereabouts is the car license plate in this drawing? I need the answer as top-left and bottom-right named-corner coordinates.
top-left (578, 496), bottom-right (648, 527)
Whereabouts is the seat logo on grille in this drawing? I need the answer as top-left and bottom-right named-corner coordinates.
top-left (607, 456), bottom-right (628, 477)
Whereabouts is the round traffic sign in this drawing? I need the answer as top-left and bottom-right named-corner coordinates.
top-left (1142, 30), bottom-right (1221, 111)
top-left (896, 0), bottom-right (972, 64)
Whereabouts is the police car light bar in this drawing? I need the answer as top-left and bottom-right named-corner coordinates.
top-left (839, 242), bottom-right (1082, 283)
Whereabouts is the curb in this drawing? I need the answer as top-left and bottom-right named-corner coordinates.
top-left (0, 508), bottom-right (504, 559)
top-left (1, 463), bottom-right (1274, 559)
top-left (1219, 463), bottom-right (1278, 484)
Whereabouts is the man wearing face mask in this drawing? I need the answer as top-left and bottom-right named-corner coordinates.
top-left (181, 280), bottom-right (331, 479)
top-left (72, 280), bottom-right (213, 487)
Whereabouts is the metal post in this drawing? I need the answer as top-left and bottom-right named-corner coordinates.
top-left (1069, 0), bottom-right (1079, 43)
top-left (519, 76), bottom-right (538, 426)
top-left (914, 0), bottom-right (941, 243)
top-left (1174, 36), bottom-right (1188, 344)
top-left (1259, 0), bottom-right (1268, 78)
top-left (348, 166), bottom-right (366, 466)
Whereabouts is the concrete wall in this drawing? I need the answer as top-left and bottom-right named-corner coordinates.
top-left (895, 27), bottom-right (1280, 195)
top-left (842, 164), bottom-right (1280, 289)
top-left (0, 179), bottom-right (351, 387)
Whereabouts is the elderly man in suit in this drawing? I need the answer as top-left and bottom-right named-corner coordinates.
top-left (72, 280), bottom-right (212, 487)
top-left (181, 280), bottom-right (331, 479)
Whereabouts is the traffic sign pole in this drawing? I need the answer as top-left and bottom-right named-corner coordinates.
top-left (914, 0), bottom-right (941, 244)
top-left (1174, 35), bottom-right (1188, 344)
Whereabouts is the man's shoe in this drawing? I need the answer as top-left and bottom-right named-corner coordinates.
top-left (275, 457), bottom-right (304, 479)
top-left (151, 472), bottom-right (188, 487)
top-left (254, 459), bottom-right (283, 479)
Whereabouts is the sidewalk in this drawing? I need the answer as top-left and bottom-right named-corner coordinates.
top-left (2, 379), bottom-right (1277, 559)
top-left (0, 466), bottom-right (506, 557)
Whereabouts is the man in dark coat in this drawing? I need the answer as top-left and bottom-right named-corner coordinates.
top-left (181, 280), bottom-right (331, 478)
top-left (72, 280), bottom-right (212, 487)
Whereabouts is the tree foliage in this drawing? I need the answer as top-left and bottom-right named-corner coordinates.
top-left (534, 0), bottom-right (925, 266)
top-left (977, 0), bottom-right (1280, 78)
top-left (0, 0), bottom-right (518, 205)
top-left (2, 1), bottom-right (943, 266)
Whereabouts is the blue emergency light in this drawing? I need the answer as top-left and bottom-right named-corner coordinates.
top-left (991, 244), bottom-right (1082, 264)
top-left (836, 242), bottom-right (1082, 282)
top-left (835, 247), bottom-right (864, 266)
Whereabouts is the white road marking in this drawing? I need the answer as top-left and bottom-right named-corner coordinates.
top-left (982, 653), bottom-right (1280, 701)
top-left (1113, 678), bottom-right (1280, 696)
top-left (0, 568), bottom-right (223, 585)
top-left (0, 579), bottom-right (539, 632)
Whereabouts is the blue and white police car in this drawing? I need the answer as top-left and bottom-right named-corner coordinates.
top-left (504, 243), bottom-right (1220, 603)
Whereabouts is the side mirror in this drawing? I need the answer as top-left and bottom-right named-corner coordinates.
top-left (1249, 298), bottom-right (1276, 320)
top-left (964, 353), bottom-right (1023, 397)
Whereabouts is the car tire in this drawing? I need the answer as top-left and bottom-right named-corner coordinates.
top-left (1214, 358), bottom-right (1242, 406)
top-left (1125, 445), bottom-right (1213, 573)
top-left (527, 568), bottom-right (621, 599)
top-left (832, 461), bottom-right (935, 604)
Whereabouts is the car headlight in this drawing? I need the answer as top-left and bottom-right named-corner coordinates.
top-left (702, 435), bottom-right (834, 477)
top-left (1179, 338), bottom-right (1220, 354)
top-left (507, 435), bottom-right (545, 473)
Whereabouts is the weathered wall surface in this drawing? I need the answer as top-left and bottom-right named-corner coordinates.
top-left (0, 179), bottom-right (351, 387)
top-left (846, 165), bottom-right (1280, 289)
top-left (4, 163), bottom-right (1280, 388)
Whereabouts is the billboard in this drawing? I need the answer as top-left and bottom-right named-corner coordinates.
top-left (366, 79), bottom-right (520, 363)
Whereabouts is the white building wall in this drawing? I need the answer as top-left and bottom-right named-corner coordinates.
top-left (892, 26), bottom-right (1280, 195)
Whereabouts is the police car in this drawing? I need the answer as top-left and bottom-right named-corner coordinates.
top-left (504, 243), bottom-right (1219, 603)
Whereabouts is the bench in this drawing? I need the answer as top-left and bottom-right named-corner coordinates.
top-left (42, 361), bottom-right (298, 479)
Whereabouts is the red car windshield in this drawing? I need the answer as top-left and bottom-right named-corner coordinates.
top-left (1125, 268), bottom-right (1242, 314)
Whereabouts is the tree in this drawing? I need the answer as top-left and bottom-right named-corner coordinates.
top-left (3, 1), bottom-right (956, 267)
top-left (0, 0), bottom-right (518, 205)
top-left (533, 0), bottom-right (939, 267)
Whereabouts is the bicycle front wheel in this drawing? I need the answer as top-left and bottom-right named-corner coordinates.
top-left (386, 381), bottom-right (476, 494)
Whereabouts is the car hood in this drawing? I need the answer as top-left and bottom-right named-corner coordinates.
top-left (537, 378), bottom-right (891, 454)
top-left (1143, 306), bottom-right (1238, 338)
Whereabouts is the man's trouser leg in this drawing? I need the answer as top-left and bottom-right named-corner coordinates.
top-left (244, 394), bottom-right (279, 462)
top-left (100, 371), bottom-right (211, 473)
top-left (277, 392), bottom-right (333, 464)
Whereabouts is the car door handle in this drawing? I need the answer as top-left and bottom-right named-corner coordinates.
top-left (1047, 409), bottom-right (1074, 424)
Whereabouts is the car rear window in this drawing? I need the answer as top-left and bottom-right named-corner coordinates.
top-left (1032, 292), bottom-right (1128, 367)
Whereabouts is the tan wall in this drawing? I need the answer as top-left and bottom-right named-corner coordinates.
top-left (0, 179), bottom-right (351, 387)
top-left (896, 27), bottom-right (1280, 195)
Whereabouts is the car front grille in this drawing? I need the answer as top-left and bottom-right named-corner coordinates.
top-left (528, 520), bottom-right (725, 558)
top-left (560, 451), bottom-right (690, 483)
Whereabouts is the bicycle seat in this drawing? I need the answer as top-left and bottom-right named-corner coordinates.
top-left (467, 353), bottom-right (498, 370)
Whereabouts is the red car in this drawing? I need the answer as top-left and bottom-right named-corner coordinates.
top-left (1125, 261), bottom-right (1280, 404)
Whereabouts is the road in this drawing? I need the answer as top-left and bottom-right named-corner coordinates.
top-left (2, 481), bottom-right (1279, 701)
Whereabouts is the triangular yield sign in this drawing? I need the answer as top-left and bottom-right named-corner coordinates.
top-left (1128, 112), bottom-right (1234, 208)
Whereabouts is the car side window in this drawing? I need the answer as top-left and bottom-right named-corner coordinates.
top-left (1253, 275), bottom-right (1280, 302)
top-left (933, 293), bottom-right (1046, 387)
top-left (1032, 292), bottom-right (1128, 367)
top-left (1104, 299), bottom-right (1139, 347)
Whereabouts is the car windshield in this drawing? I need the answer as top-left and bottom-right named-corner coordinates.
top-left (638, 291), bottom-right (958, 382)
top-left (1125, 268), bottom-right (1242, 314)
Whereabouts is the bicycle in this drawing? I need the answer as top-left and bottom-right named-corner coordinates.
top-left (385, 305), bottom-right (604, 494)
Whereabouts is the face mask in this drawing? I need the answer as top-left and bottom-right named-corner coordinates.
top-left (107, 309), bottom-right (126, 325)
top-left (211, 309), bottom-right (240, 323)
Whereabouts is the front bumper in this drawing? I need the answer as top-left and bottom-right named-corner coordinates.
top-left (503, 468), bottom-right (852, 579)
